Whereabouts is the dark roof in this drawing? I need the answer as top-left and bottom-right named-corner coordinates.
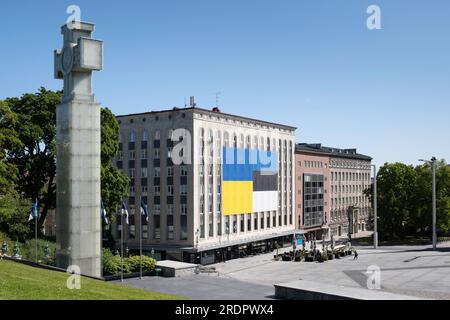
top-left (116, 106), bottom-right (297, 131)
top-left (296, 143), bottom-right (372, 161)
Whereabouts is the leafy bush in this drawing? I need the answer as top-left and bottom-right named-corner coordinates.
top-left (102, 249), bottom-right (156, 275)
top-left (125, 255), bottom-right (156, 273)
top-left (102, 248), bottom-right (126, 275)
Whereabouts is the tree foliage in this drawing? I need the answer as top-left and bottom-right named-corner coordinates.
top-left (2, 88), bottom-right (60, 227)
top-left (101, 107), bottom-right (129, 222)
top-left (0, 88), bottom-right (128, 237)
top-left (373, 161), bottom-right (450, 239)
top-left (0, 101), bottom-right (21, 194)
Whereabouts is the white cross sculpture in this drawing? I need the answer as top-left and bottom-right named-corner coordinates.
top-left (54, 21), bottom-right (103, 102)
top-left (54, 20), bottom-right (103, 278)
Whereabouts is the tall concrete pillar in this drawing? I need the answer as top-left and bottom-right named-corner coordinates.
top-left (54, 21), bottom-right (103, 278)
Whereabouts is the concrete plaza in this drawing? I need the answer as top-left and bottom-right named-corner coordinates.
top-left (122, 241), bottom-right (450, 300)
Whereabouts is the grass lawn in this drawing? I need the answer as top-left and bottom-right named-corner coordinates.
top-left (0, 259), bottom-right (186, 300)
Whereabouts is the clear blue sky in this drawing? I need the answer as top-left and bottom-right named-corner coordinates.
top-left (1, 0), bottom-right (449, 166)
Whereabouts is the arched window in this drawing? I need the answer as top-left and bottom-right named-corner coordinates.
top-left (154, 130), bottom-right (160, 140)
top-left (233, 133), bottom-right (237, 148)
top-left (142, 130), bottom-right (148, 142)
top-left (130, 130), bottom-right (136, 142)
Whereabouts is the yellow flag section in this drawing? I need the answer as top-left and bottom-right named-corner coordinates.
top-left (222, 181), bottom-right (253, 215)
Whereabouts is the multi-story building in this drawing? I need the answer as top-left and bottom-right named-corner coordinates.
top-left (113, 103), bottom-right (296, 264)
top-left (294, 144), bottom-right (330, 241)
top-left (295, 143), bottom-right (372, 240)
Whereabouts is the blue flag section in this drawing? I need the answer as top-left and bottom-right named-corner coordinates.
top-left (120, 199), bottom-right (129, 225)
top-left (101, 200), bottom-right (109, 224)
top-left (140, 198), bottom-right (149, 222)
top-left (28, 198), bottom-right (38, 222)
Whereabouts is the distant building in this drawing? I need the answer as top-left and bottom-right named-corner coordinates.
top-left (113, 101), bottom-right (296, 264)
top-left (295, 143), bottom-right (372, 240)
top-left (294, 144), bottom-right (330, 240)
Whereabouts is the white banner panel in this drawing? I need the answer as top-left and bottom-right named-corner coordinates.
top-left (253, 191), bottom-right (278, 212)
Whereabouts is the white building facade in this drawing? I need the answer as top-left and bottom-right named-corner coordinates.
top-left (113, 106), bottom-right (296, 264)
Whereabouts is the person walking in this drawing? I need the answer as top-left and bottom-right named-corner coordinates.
top-left (353, 249), bottom-right (359, 260)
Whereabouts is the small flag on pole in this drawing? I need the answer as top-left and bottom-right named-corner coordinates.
top-left (101, 200), bottom-right (108, 224)
top-left (140, 198), bottom-right (149, 222)
top-left (121, 199), bottom-right (129, 225)
top-left (29, 198), bottom-right (38, 222)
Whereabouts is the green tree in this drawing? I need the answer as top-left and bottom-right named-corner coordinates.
top-left (2, 88), bottom-right (60, 227)
top-left (101, 108), bottom-right (129, 222)
top-left (0, 101), bottom-right (21, 194)
top-left (376, 162), bottom-right (417, 239)
top-left (0, 194), bottom-right (32, 241)
top-left (413, 160), bottom-right (450, 234)
top-left (1, 89), bottom-right (128, 235)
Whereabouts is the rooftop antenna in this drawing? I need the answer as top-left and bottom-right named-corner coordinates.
top-left (216, 91), bottom-right (222, 108)
top-left (215, 91), bottom-right (221, 108)
top-left (190, 96), bottom-right (196, 107)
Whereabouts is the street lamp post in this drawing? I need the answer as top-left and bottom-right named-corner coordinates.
top-left (419, 157), bottom-right (437, 250)
top-left (371, 164), bottom-right (378, 249)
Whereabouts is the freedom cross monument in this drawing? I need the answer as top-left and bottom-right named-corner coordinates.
top-left (54, 21), bottom-right (103, 278)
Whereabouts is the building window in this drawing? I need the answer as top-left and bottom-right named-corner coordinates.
top-left (303, 173), bottom-right (324, 228)
top-left (180, 184), bottom-right (187, 196)
top-left (154, 167), bottom-right (160, 177)
top-left (180, 214), bottom-right (188, 240)
top-left (142, 130), bottom-right (148, 142)
top-left (130, 131), bottom-right (136, 142)
top-left (153, 214), bottom-right (160, 239)
top-left (142, 223), bottom-right (148, 239)
top-left (129, 150), bottom-right (135, 160)
top-left (181, 165), bottom-right (188, 176)
top-left (141, 149), bottom-right (147, 159)
top-left (141, 167), bottom-right (148, 178)
top-left (167, 215), bottom-right (174, 240)
top-left (167, 166), bottom-right (174, 177)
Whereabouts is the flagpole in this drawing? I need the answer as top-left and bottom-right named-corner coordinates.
top-left (121, 209), bottom-right (124, 283)
top-left (140, 198), bottom-right (143, 280)
top-left (35, 213), bottom-right (38, 263)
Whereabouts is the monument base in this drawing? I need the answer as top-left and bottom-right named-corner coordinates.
top-left (56, 99), bottom-right (101, 278)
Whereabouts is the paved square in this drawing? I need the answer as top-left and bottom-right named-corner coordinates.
top-left (122, 242), bottom-right (450, 300)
